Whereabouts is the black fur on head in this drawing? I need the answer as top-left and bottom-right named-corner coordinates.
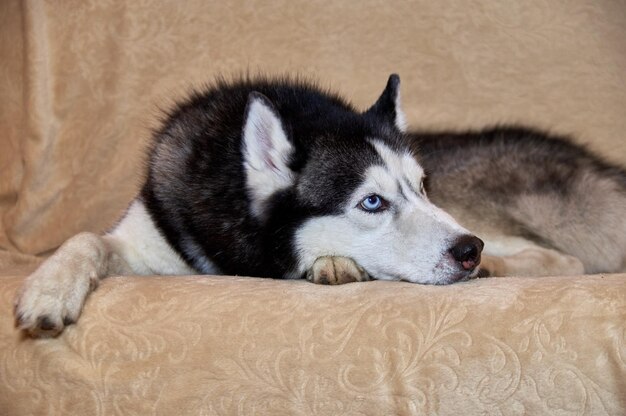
top-left (141, 74), bottom-right (410, 278)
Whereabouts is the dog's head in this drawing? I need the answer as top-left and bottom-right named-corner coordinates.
top-left (241, 75), bottom-right (482, 284)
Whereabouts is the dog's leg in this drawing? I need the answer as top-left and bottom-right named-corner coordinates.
top-left (14, 200), bottom-right (197, 337)
top-left (14, 200), bottom-right (198, 337)
top-left (306, 256), bottom-right (371, 285)
top-left (480, 247), bottom-right (585, 277)
top-left (13, 232), bottom-right (133, 337)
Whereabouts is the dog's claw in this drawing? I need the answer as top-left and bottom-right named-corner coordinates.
top-left (476, 267), bottom-right (491, 278)
top-left (36, 315), bottom-right (56, 331)
top-left (307, 256), bottom-right (371, 285)
top-left (14, 312), bottom-right (24, 329)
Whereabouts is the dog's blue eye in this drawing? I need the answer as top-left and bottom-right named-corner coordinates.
top-left (359, 195), bottom-right (387, 212)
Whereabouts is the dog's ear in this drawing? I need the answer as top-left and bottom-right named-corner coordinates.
top-left (364, 74), bottom-right (407, 132)
top-left (242, 92), bottom-right (295, 219)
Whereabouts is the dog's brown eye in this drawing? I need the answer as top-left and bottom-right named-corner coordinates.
top-left (359, 195), bottom-right (388, 213)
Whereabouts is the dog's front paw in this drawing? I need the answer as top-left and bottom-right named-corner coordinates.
top-left (306, 256), bottom-right (371, 285)
top-left (14, 258), bottom-right (98, 337)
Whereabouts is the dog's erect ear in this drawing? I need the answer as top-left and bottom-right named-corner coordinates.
top-left (242, 92), bottom-right (295, 219)
top-left (364, 74), bottom-right (407, 132)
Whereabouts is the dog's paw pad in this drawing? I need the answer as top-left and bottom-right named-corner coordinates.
top-left (307, 256), bottom-right (370, 285)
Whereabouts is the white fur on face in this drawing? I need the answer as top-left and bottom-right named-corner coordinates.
top-left (293, 140), bottom-right (471, 284)
top-left (242, 95), bottom-right (295, 219)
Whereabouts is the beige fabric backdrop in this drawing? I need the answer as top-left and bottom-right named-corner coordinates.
top-left (1, 0), bottom-right (626, 263)
top-left (1, 2), bottom-right (626, 415)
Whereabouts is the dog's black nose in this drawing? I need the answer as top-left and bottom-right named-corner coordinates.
top-left (449, 235), bottom-right (484, 270)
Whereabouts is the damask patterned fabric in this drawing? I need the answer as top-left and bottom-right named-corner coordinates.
top-left (0, 0), bottom-right (625, 414)
top-left (0, 274), bottom-right (625, 415)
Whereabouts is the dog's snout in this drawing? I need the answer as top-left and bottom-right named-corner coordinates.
top-left (449, 235), bottom-right (484, 270)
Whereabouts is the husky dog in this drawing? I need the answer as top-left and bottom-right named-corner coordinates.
top-left (14, 74), bottom-right (626, 337)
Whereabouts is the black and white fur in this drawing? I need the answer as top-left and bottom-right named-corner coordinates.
top-left (14, 74), bottom-right (626, 337)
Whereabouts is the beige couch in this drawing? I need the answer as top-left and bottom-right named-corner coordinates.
top-left (1, 1), bottom-right (625, 414)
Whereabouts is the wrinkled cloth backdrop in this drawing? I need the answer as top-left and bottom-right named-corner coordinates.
top-left (0, 1), bottom-right (625, 415)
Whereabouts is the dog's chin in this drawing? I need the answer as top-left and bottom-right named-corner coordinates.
top-left (434, 268), bottom-right (479, 285)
